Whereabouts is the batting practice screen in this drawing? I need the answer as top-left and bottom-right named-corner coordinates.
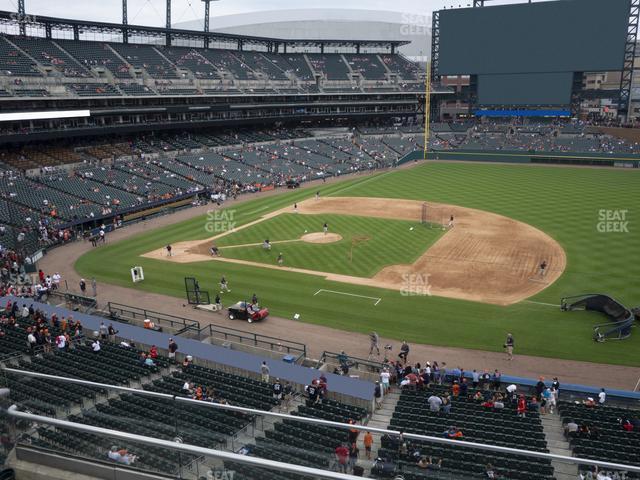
top-left (438, 0), bottom-right (630, 76)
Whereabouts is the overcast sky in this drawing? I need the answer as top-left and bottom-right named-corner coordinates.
top-left (0, 0), bottom-right (503, 27)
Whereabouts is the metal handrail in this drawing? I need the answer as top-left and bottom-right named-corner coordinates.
top-left (318, 350), bottom-right (385, 372)
top-left (4, 367), bottom-right (640, 473)
top-left (106, 302), bottom-right (200, 331)
top-left (105, 302), bottom-right (306, 358)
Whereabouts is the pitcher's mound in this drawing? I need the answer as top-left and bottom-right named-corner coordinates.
top-left (301, 232), bottom-right (343, 244)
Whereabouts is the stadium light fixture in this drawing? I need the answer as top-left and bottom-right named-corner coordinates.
top-left (0, 110), bottom-right (90, 122)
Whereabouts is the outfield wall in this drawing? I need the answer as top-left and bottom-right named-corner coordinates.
top-left (400, 150), bottom-right (640, 167)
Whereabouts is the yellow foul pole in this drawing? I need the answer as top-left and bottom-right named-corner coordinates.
top-left (424, 60), bottom-right (431, 160)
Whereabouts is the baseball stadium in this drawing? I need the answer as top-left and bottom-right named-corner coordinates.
top-left (0, 0), bottom-right (639, 480)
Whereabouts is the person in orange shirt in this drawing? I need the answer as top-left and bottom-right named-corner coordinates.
top-left (452, 381), bottom-right (460, 397)
top-left (363, 431), bottom-right (373, 460)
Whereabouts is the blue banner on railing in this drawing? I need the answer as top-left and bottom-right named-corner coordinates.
top-left (474, 109), bottom-right (571, 117)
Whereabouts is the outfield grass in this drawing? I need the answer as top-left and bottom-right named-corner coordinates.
top-left (75, 163), bottom-right (640, 367)
top-left (216, 213), bottom-right (442, 277)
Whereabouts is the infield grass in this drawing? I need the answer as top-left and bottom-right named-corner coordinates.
top-left (75, 162), bottom-right (640, 367)
top-left (216, 213), bottom-right (442, 277)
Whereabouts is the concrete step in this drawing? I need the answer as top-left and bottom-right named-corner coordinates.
top-left (554, 461), bottom-right (580, 475)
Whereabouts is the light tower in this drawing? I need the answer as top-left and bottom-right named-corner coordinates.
top-left (201, 0), bottom-right (220, 48)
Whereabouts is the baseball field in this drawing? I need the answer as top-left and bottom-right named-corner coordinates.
top-left (75, 162), bottom-right (640, 366)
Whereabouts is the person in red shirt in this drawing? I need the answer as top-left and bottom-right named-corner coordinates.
top-left (149, 345), bottom-right (158, 359)
top-left (621, 418), bottom-right (634, 432)
top-left (335, 444), bottom-right (349, 473)
top-left (517, 395), bottom-right (527, 418)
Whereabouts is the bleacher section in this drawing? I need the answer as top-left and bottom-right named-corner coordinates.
top-left (559, 400), bottom-right (640, 477)
top-left (0, 34), bottom-right (427, 100)
top-left (384, 385), bottom-right (554, 480)
top-left (110, 43), bottom-right (178, 79)
top-left (0, 36), bottom-right (40, 76)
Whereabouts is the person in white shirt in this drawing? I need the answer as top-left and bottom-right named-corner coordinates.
top-left (108, 446), bottom-right (136, 465)
top-left (598, 388), bottom-right (606, 405)
top-left (55, 335), bottom-right (66, 350)
top-left (52, 272), bottom-right (61, 290)
top-left (91, 340), bottom-right (101, 353)
top-left (21, 306), bottom-right (29, 319)
top-left (380, 369), bottom-right (391, 393)
top-left (27, 332), bottom-right (36, 351)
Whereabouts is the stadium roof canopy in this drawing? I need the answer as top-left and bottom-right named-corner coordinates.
top-left (0, 9), bottom-right (410, 50)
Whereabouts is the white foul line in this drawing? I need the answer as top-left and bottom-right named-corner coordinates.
top-left (523, 300), bottom-right (559, 308)
top-left (314, 289), bottom-right (381, 306)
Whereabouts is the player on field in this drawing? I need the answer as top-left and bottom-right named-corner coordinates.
top-left (219, 276), bottom-right (230, 293)
top-left (539, 260), bottom-right (548, 278)
top-left (323, 222), bottom-right (328, 235)
top-left (277, 253), bottom-right (284, 266)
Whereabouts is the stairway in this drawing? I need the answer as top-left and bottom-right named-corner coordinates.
top-left (540, 414), bottom-right (579, 480)
top-left (359, 389), bottom-right (400, 474)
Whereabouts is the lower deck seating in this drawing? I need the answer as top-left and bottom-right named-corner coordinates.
top-left (385, 386), bottom-right (553, 480)
top-left (559, 400), bottom-right (640, 478)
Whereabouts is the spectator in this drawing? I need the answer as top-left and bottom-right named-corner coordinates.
top-left (374, 381), bottom-right (382, 410)
top-left (491, 370), bottom-right (501, 390)
top-left (598, 388), bottom-right (606, 405)
top-left (452, 381), bottom-right (460, 397)
top-left (306, 380), bottom-right (320, 404)
top-left (182, 380), bottom-right (192, 394)
top-left (91, 339), bottom-right (101, 353)
top-left (272, 378), bottom-right (283, 410)
top-left (27, 330), bottom-right (36, 352)
top-left (485, 463), bottom-right (497, 479)
top-left (337, 351), bottom-right (349, 374)
top-left (347, 420), bottom-right (359, 445)
top-left (107, 323), bottom-right (117, 343)
top-left (149, 345), bottom-right (158, 359)
top-left (441, 393), bottom-right (452, 414)
top-left (428, 393), bottom-right (442, 412)
top-left (619, 418), bottom-right (634, 432)
top-left (99, 322), bottom-right (108, 340)
top-left (167, 338), bottom-right (178, 360)
top-left (108, 446), bottom-right (137, 465)
top-left (380, 368), bottom-right (390, 393)
top-left (471, 369), bottom-right (479, 388)
top-left (535, 377), bottom-right (546, 398)
top-left (363, 431), bottom-right (373, 460)
top-left (335, 444), bottom-right (349, 473)
top-left (564, 419), bottom-right (579, 435)
top-left (443, 426), bottom-right (463, 439)
top-left (398, 341), bottom-right (409, 364)
top-left (260, 361), bottom-right (270, 382)
top-left (517, 395), bottom-right (527, 418)
top-left (79, 279), bottom-right (86, 294)
top-left (348, 442), bottom-right (359, 472)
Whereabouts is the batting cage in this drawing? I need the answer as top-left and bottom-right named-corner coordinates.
top-left (421, 203), bottom-right (447, 229)
top-left (184, 277), bottom-right (210, 305)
